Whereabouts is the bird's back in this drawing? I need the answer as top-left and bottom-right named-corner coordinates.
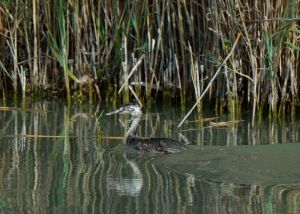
top-left (126, 136), bottom-right (186, 154)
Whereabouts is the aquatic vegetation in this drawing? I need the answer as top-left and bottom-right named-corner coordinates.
top-left (0, 0), bottom-right (299, 118)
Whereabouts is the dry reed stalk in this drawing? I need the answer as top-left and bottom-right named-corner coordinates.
top-left (6, 39), bottom-right (18, 95)
top-left (236, 2), bottom-right (258, 122)
top-left (0, 0), bottom-right (299, 114)
top-left (185, 117), bottom-right (219, 123)
top-left (118, 54), bottom-right (145, 94)
top-left (18, 65), bottom-right (26, 99)
top-left (209, 120), bottom-right (243, 127)
top-left (128, 85), bottom-right (142, 106)
top-left (189, 43), bottom-right (201, 111)
top-left (32, 0), bottom-right (38, 89)
top-left (0, 59), bottom-right (13, 82)
top-left (73, 0), bottom-right (82, 79)
top-left (176, 0), bottom-right (187, 99)
top-left (178, 33), bottom-right (241, 128)
top-left (121, 36), bottom-right (129, 102)
top-left (174, 54), bottom-right (182, 91)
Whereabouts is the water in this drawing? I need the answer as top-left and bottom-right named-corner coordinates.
top-left (0, 100), bottom-right (300, 213)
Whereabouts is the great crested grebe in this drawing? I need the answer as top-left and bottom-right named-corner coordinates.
top-left (106, 103), bottom-right (186, 154)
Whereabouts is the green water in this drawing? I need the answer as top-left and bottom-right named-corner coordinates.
top-left (0, 100), bottom-right (300, 213)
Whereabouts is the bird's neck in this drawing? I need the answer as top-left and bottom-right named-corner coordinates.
top-left (125, 111), bottom-right (142, 140)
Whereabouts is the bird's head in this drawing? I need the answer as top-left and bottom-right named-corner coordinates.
top-left (106, 103), bottom-right (142, 117)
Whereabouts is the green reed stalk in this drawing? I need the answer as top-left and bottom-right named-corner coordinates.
top-left (46, 0), bottom-right (73, 103)
top-left (264, 31), bottom-right (277, 115)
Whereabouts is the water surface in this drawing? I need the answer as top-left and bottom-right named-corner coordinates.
top-left (0, 100), bottom-right (300, 213)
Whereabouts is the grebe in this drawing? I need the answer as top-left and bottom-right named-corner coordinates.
top-left (106, 103), bottom-right (186, 154)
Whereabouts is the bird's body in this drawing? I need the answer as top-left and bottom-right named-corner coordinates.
top-left (126, 136), bottom-right (186, 154)
top-left (106, 103), bottom-right (186, 154)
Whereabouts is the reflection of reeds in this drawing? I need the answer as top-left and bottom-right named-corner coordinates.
top-left (0, 101), bottom-right (300, 212)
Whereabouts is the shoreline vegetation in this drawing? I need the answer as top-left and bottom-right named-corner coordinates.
top-left (0, 0), bottom-right (299, 121)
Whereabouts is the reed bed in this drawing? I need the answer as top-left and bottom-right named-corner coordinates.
top-left (0, 0), bottom-right (299, 118)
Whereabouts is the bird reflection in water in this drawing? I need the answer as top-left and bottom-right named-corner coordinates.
top-left (106, 155), bottom-right (143, 197)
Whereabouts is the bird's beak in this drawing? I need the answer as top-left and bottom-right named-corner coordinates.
top-left (105, 108), bottom-right (121, 116)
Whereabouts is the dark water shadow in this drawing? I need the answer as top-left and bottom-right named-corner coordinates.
top-left (154, 144), bottom-right (300, 185)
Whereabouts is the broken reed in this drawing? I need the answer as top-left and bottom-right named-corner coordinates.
top-left (0, 0), bottom-right (299, 115)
